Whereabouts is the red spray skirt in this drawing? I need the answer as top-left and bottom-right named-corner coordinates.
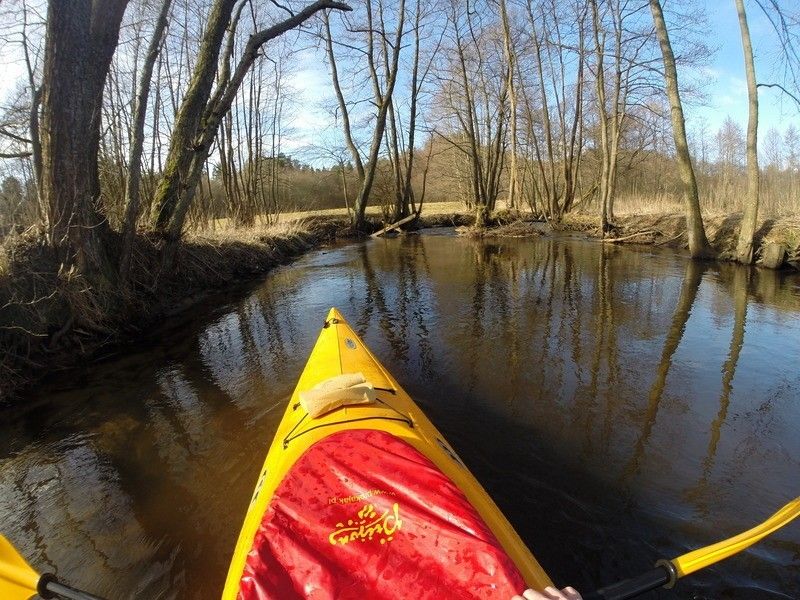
top-left (239, 429), bottom-right (526, 599)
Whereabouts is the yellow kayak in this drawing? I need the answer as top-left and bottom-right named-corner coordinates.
top-left (222, 308), bottom-right (552, 599)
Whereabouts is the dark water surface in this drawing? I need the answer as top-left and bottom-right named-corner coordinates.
top-left (2, 230), bottom-right (799, 599)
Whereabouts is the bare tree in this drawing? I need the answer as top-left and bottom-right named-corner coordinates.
top-left (733, 0), bottom-right (759, 265)
top-left (323, 11), bottom-right (365, 186)
top-left (649, 0), bottom-right (712, 259)
top-left (382, 0), bottom-right (442, 222)
top-left (518, 0), bottom-right (588, 223)
top-left (324, 0), bottom-right (406, 229)
top-left (591, 0), bottom-right (638, 233)
top-left (21, 0), bottom-right (43, 202)
top-left (498, 0), bottom-right (519, 211)
top-left (151, 0), bottom-right (351, 260)
top-left (119, 0), bottom-right (174, 280)
top-left (40, 0), bottom-right (130, 284)
top-left (436, 0), bottom-right (509, 225)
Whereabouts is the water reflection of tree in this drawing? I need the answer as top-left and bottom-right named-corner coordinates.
top-left (195, 284), bottom-right (298, 408)
top-left (356, 242), bottom-right (409, 362)
top-left (353, 237), bottom-right (443, 381)
top-left (240, 288), bottom-right (294, 387)
top-left (466, 244), bottom-right (491, 393)
top-left (467, 241), bottom-right (529, 401)
top-left (535, 242), bottom-right (559, 398)
top-left (623, 259), bottom-right (704, 480)
top-left (400, 236), bottom-right (436, 380)
top-left (685, 266), bottom-right (748, 517)
top-left (198, 311), bottom-right (249, 401)
top-left (582, 245), bottom-right (620, 453)
top-left (0, 440), bottom-right (163, 598)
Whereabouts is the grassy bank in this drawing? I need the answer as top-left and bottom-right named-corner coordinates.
top-left (0, 218), bottom-right (350, 404)
top-left (559, 212), bottom-right (800, 267)
top-left (452, 207), bottom-right (800, 268)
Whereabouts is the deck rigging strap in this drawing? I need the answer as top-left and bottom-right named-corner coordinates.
top-left (283, 415), bottom-right (413, 448)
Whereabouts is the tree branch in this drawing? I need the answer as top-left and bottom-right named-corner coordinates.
top-left (269, 0), bottom-right (294, 17)
top-left (250, 0), bottom-right (352, 48)
top-left (0, 127), bottom-right (32, 144)
top-left (757, 82), bottom-right (800, 107)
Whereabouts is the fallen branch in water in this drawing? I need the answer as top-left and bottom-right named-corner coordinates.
top-left (371, 214), bottom-right (418, 238)
top-left (602, 230), bottom-right (656, 243)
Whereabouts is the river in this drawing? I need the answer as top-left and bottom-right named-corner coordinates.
top-left (1, 230), bottom-right (799, 599)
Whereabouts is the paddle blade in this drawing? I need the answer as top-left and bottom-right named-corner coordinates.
top-left (0, 534), bottom-right (39, 600)
top-left (672, 496), bottom-right (800, 577)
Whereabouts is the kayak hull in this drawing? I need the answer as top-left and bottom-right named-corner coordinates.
top-left (222, 308), bottom-right (552, 598)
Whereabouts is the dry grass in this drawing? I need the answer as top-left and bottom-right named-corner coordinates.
top-left (207, 201), bottom-right (470, 231)
top-left (611, 193), bottom-right (685, 216)
top-left (611, 192), bottom-right (800, 221)
top-left (567, 211), bottom-right (800, 266)
top-left (0, 218), bottom-right (344, 404)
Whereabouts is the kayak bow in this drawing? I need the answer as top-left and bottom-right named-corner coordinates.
top-left (222, 307), bottom-right (552, 599)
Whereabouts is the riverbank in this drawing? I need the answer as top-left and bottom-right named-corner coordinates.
top-left (0, 209), bottom-right (482, 404)
top-left (456, 210), bottom-right (800, 269)
top-left (562, 212), bottom-right (800, 268)
top-left (0, 218), bottom-right (352, 404)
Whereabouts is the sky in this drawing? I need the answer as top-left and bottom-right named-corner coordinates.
top-left (689, 0), bottom-right (798, 139)
top-left (1, 0), bottom-right (799, 159)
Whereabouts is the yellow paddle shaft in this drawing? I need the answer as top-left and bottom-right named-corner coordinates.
top-left (672, 496), bottom-right (800, 577)
top-left (0, 534), bottom-right (39, 599)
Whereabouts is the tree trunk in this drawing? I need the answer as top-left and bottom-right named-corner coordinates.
top-left (119, 0), bottom-right (173, 280)
top-left (324, 12), bottom-right (365, 182)
top-left (398, 0), bottom-right (427, 222)
top-left (734, 0), bottom-right (760, 265)
top-left (591, 0), bottom-right (611, 233)
top-left (150, 0), bottom-right (238, 234)
top-left (499, 0), bottom-right (519, 211)
top-left (351, 0), bottom-right (405, 230)
top-left (649, 0), bottom-right (713, 259)
top-left (40, 0), bottom-right (130, 285)
top-left (21, 6), bottom-right (43, 210)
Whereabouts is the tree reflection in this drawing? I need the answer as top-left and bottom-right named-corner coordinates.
top-left (356, 242), bottom-right (409, 362)
top-left (686, 266), bottom-right (749, 517)
top-left (623, 259), bottom-right (705, 480)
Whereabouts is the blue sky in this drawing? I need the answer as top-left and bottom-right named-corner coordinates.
top-left (689, 0), bottom-right (799, 138)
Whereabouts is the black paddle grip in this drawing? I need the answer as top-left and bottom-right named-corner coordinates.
top-left (38, 573), bottom-right (106, 600)
top-left (582, 562), bottom-right (675, 600)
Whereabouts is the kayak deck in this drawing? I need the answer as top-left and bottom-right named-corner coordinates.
top-left (222, 308), bottom-right (552, 598)
top-left (240, 428), bottom-right (527, 598)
